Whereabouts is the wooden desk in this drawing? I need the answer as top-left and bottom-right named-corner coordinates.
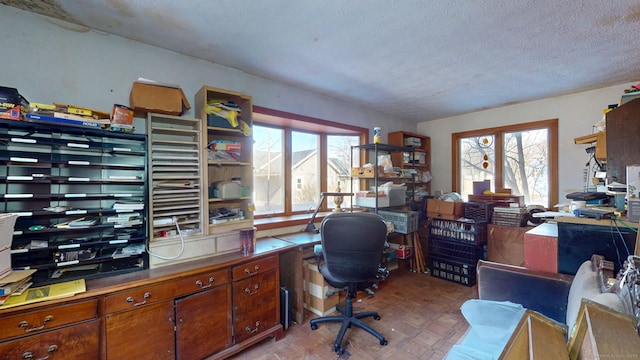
top-left (274, 232), bottom-right (322, 325)
top-left (554, 216), bottom-right (638, 275)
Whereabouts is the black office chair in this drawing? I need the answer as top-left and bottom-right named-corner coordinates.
top-left (309, 212), bottom-right (389, 355)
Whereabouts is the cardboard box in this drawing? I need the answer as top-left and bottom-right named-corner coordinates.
top-left (129, 82), bottom-right (191, 116)
top-left (426, 199), bottom-right (463, 220)
top-left (304, 259), bottom-right (339, 316)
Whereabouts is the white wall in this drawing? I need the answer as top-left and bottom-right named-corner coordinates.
top-left (0, 6), bottom-right (415, 135)
top-left (418, 83), bottom-right (632, 203)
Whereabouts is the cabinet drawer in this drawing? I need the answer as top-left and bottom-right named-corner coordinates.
top-left (174, 269), bottom-right (229, 298)
top-left (0, 319), bottom-right (100, 359)
top-left (232, 256), bottom-right (277, 281)
top-left (105, 282), bottom-right (179, 314)
top-left (0, 299), bottom-right (98, 341)
top-left (233, 271), bottom-right (278, 343)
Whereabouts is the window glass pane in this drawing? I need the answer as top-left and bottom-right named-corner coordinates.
top-left (253, 125), bottom-right (284, 215)
top-left (503, 129), bottom-right (548, 206)
top-left (292, 131), bottom-right (319, 212)
top-left (459, 135), bottom-right (495, 201)
top-left (327, 135), bottom-right (360, 210)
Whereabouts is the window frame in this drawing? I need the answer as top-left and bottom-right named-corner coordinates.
top-left (451, 118), bottom-right (558, 209)
top-left (253, 106), bottom-right (367, 218)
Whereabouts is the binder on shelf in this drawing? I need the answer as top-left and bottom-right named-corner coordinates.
top-left (25, 113), bottom-right (102, 129)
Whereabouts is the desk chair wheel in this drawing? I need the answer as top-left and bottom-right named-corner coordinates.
top-left (310, 323), bottom-right (318, 330)
top-left (380, 339), bottom-right (388, 346)
top-left (334, 344), bottom-right (344, 355)
top-left (373, 314), bottom-right (381, 320)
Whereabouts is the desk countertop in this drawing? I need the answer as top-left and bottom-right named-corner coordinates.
top-left (554, 215), bottom-right (639, 228)
top-left (273, 231), bottom-right (321, 246)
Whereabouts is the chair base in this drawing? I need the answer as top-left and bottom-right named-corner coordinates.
top-left (309, 296), bottom-right (388, 355)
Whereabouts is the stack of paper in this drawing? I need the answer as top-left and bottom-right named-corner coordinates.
top-left (0, 279), bottom-right (86, 309)
top-left (0, 269), bottom-right (36, 305)
top-left (0, 213), bottom-right (18, 279)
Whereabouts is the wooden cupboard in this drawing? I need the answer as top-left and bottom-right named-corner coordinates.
top-left (0, 252), bottom-right (283, 360)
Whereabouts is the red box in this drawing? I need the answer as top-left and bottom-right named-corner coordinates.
top-left (395, 245), bottom-right (412, 259)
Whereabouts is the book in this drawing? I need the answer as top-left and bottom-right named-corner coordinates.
top-left (0, 279), bottom-right (86, 309)
top-left (53, 103), bottom-right (110, 119)
top-left (25, 113), bottom-right (102, 129)
top-left (53, 111), bottom-right (110, 124)
top-left (112, 202), bottom-right (144, 211)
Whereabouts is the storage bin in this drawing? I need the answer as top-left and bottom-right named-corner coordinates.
top-left (429, 255), bottom-right (477, 286)
top-left (428, 235), bottom-right (485, 264)
top-left (429, 218), bottom-right (488, 244)
top-left (377, 209), bottom-right (419, 234)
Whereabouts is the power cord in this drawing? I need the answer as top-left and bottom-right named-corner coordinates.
top-left (146, 216), bottom-right (185, 260)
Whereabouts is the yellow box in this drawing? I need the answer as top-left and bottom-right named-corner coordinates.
top-left (304, 259), bottom-right (339, 316)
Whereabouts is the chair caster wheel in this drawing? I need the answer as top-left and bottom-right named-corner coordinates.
top-left (380, 339), bottom-right (388, 346)
top-left (310, 323), bottom-right (318, 330)
top-left (334, 345), bottom-right (344, 355)
top-left (373, 315), bottom-right (381, 320)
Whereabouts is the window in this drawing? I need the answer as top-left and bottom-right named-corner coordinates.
top-left (252, 106), bottom-right (365, 217)
top-left (452, 119), bottom-right (558, 208)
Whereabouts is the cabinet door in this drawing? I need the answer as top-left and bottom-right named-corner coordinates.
top-left (0, 320), bottom-right (99, 359)
top-left (105, 300), bottom-right (175, 360)
top-left (175, 285), bottom-right (232, 359)
top-left (233, 271), bottom-right (278, 344)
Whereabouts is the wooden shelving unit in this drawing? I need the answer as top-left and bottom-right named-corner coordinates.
top-left (147, 113), bottom-right (205, 241)
top-left (195, 85), bottom-right (254, 235)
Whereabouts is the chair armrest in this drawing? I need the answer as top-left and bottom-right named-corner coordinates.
top-left (477, 260), bottom-right (574, 324)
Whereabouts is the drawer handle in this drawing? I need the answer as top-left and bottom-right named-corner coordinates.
top-left (18, 315), bottom-right (53, 333)
top-left (245, 321), bottom-right (260, 334)
top-left (126, 292), bottom-right (150, 307)
top-left (244, 284), bottom-right (259, 295)
top-left (195, 277), bottom-right (215, 289)
top-left (22, 344), bottom-right (58, 360)
top-left (244, 265), bottom-right (260, 275)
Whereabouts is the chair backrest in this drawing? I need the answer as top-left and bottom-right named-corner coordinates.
top-left (320, 212), bottom-right (388, 283)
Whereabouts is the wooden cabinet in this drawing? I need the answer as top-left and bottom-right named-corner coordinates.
top-left (176, 285), bottom-right (231, 359)
top-left (606, 98), bottom-right (640, 184)
top-left (231, 256), bottom-right (280, 344)
top-left (0, 299), bottom-right (100, 359)
top-left (388, 131), bottom-right (431, 198)
top-left (0, 119), bottom-right (148, 286)
top-left (105, 300), bottom-right (176, 360)
top-left (195, 85), bottom-right (254, 236)
top-left (0, 251), bottom-right (284, 360)
top-left (104, 268), bottom-right (231, 360)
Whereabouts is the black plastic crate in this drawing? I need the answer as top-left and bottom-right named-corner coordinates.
top-left (428, 218), bottom-right (487, 244)
top-left (428, 235), bottom-right (485, 264)
top-left (463, 201), bottom-right (495, 222)
top-left (429, 255), bottom-right (477, 286)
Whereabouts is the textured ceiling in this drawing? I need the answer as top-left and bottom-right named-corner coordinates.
top-left (5, 0), bottom-right (640, 122)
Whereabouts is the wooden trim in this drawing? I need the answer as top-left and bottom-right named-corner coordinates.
top-left (451, 119), bottom-right (559, 208)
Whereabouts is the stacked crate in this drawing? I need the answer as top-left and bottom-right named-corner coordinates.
top-left (428, 217), bottom-right (487, 286)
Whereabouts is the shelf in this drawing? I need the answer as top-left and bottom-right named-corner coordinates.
top-left (147, 113), bottom-right (205, 240)
top-left (196, 85), bottom-right (254, 239)
top-left (1, 119), bottom-right (148, 285)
